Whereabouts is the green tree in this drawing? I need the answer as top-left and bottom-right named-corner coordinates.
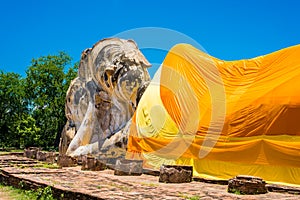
top-left (25, 52), bottom-right (77, 149)
top-left (16, 114), bottom-right (41, 148)
top-left (0, 71), bottom-right (27, 148)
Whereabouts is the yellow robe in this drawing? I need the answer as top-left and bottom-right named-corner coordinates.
top-left (127, 44), bottom-right (300, 186)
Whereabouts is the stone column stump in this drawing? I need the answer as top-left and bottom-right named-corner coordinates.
top-left (228, 175), bottom-right (268, 194)
top-left (81, 156), bottom-right (106, 171)
top-left (23, 147), bottom-right (41, 159)
top-left (57, 155), bottom-right (77, 167)
top-left (36, 151), bottom-right (56, 163)
top-left (159, 165), bottom-right (193, 183)
top-left (114, 159), bottom-right (143, 176)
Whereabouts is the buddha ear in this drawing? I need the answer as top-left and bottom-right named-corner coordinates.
top-left (136, 50), bottom-right (152, 68)
top-left (78, 48), bottom-right (92, 81)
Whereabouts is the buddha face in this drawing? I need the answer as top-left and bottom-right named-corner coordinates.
top-left (93, 38), bottom-right (151, 109)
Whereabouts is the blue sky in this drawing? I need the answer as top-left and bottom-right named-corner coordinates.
top-left (1, 0), bottom-right (300, 77)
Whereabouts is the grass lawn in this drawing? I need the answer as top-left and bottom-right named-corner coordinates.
top-left (0, 184), bottom-right (38, 200)
top-left (0, 184), bottom-right (55, 200)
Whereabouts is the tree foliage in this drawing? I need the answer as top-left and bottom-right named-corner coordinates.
top-left (0, 52), bottom-right (77, 149)
top-left (0, 71), bottom-right (27, 147)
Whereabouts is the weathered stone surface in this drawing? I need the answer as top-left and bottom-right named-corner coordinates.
top-left (59, 38), bottom-right (151, 158)
top-left (95, 146), bottom-right (126, 168)
top-left (114, 159), bottom-right (143, 176)
top-left (57, 155), bottom-right (77, 167)
top-left (81, 155), bottom-right (106, 171)
top-left (0, 155), bottom-right (39, 168)
top-left (159, 165), bottom-right (193, 183)
top-left (266, 184), bottom-right (300, 195)
top-left (228, 175), bottom-right (268, 195)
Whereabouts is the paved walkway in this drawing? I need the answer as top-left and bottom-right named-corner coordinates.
top-left (0, 154), bottom-right (299, 199)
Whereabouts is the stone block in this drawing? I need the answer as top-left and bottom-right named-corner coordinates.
top-left (114, 159), bottom-right (143, 176)
top-left (159, 165), bottom-right (193, 183)
top-left (228, 175), bottom-right (268, 194)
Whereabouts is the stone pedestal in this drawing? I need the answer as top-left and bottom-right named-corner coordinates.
top-left (23, 147), bottom-right (41, 159)
top-left (57, 155), bottom-right (77, 167)
top-left (159, 165), bottom-right (193, 183)
top-left (114, 159), bottom-right (143, 176)
top-left (81, 156), bottom-right (106, 171)
top-left (228, 175), bottom-right (268, 195)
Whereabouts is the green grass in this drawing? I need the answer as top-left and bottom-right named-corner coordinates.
top-left (140, 182), bottom-right (159, 187)
top-left (0, 184), bottom-right (38, 199)
top-left (0, 149), bottom-right (23, 153)
top-left (0, 184), bottom-right (56, 200)
top-left (9, 149), bottom-right (24, 153)
top-left (13, 162), bottom-right (60, 170)
top-left (107, 183), bottom-right (131, 192)
top-left (228, 188), bottom-right (241, 195)
top-left (178, 192), bottom-right (202, 200)
top-left (186, 196), bottom-right (202, 200)
top-left (0, 149), bottom-right (23, 156)
top-left (36, 163), bottom-right (61, 169)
